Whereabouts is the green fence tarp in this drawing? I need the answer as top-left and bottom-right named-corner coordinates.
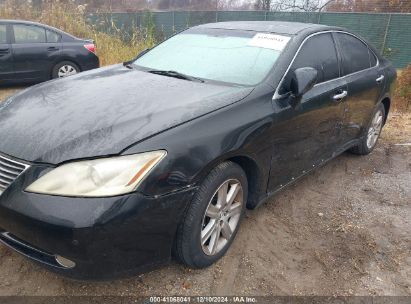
top-left (86, 11), bottom-right (411, 68)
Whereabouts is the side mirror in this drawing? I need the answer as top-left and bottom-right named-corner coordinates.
top-left (290, 67), bottom-right (318, 99)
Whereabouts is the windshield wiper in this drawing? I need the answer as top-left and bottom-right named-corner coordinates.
top-left (148, 70), bottom-right (204, 83)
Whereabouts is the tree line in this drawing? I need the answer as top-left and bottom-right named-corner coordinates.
top-left (19, 0), bottom-right (411, 12)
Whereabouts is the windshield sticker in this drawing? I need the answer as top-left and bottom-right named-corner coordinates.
top-left (248, 33), bottom-right (291, 51)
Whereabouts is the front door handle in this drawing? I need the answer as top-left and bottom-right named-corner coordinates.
top-left (47, 47), bottom-right (59, 51)
top-left (376, 75), bottom-right (385, 83)
top-left (333, 90), bottom-right (348, 101)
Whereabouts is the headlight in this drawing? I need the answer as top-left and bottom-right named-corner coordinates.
top-left (26, 151), bottom-right (166, 197)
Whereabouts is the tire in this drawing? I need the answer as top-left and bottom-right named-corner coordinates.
top-left (52, 61), bottom-right (80, 79)
top-left (350, 102), bottom-right (385, 155)
top-left (174, 161), bottom-right (247, 268)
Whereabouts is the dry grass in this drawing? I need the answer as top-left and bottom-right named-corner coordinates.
top-left (0, 0), bottom-right (156, 66)
top-left (393, 66), bottom-right (411, 112)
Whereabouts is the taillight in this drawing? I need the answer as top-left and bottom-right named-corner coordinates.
top-left (84, 43), bottom-right (96, 54)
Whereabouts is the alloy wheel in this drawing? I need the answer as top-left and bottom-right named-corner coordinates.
top-left (366, 110), bottom-right (384, 149)
top-left (201, 179), bottom-right (244, 256)
top-left (58, 65), bottom-right (78, 78)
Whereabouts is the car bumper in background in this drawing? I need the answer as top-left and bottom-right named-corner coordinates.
top-left (80, 54), bottom-right (100, 71)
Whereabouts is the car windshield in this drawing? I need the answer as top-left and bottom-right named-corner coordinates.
top-left (134, 28), bottom-right (288, 86)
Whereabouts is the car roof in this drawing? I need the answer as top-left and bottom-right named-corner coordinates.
top-left (197, 21), bottom-right (338, 35)
top-left (0, 19), bottom-right (74, 37)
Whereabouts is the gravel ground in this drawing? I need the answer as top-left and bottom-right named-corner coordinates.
top-left (0, 87), bottom-right (410, 296)
top-left (0, 87), bottom-right (25, 101)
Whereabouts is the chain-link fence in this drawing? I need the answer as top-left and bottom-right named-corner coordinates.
top-left (86, 11), bottom-right (411, 68)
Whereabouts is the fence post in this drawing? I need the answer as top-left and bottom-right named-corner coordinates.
top-left (265, 11), bottom-right (268, 21)
top-left (172, 10), bottom-right (175, 33)
top-left (381, 13), bottom-right (392, 54)
top-left (216, 11), bottom-right (219, 22)
top-left (317, 11), bottom-right (321, 24)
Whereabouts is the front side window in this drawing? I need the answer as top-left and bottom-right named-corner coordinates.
top-left (281, 33), bottom-right (339, 93)
top-left (134, 28), bottom-right (288, 86)
top-left (0, 25), bottom-right (7, 44)
top-left (13, 24), bottom-right (46, 44)
top-left (336, 33), bottom-right (371, 75)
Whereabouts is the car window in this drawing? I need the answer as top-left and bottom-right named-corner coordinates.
top-left (13, 24), bottom-right (46, 44)
top-left (134, 28), bottom-right (286, 86)
top-left (281, 33), bottom-right (339, 93)
top-left (46, 30), bottom-right (61, 43)
top-left (0, 25), bottom-right (7, 44)
top-left (369, 50), bottom-right (378, 67)
top-left (336, 33), bottom-right (371, 75)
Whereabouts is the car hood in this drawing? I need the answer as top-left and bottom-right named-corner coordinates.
top-left (0, 65), bottom-right (253, 164)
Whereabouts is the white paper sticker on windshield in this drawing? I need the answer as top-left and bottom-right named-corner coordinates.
top-left (248, 33), bottom-right (291, 51)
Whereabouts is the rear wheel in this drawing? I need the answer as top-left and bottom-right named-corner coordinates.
top-left (350, 103), bottom-right (385, 155)
top-left (175, 161), bottom-right (247, 268)
top-left (52, 61), bottom-right (80, 79)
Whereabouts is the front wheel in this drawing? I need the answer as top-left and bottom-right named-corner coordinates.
top-left (174, 161), bottom-right (247, 268)
top-left (350, 103), bottom-right (385, 155)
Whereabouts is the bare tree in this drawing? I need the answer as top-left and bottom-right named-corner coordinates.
top-left (326, 0), bottom-right (411, 13)
top-left (254, 0), bottom-right (336, 12)
top-left (254, 0), bottom-right (272, 10)
top-left (281, 0), bottom-right (336, 11)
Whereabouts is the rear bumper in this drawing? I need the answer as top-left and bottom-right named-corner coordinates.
top-left (80, 54), bottom-right (100, 71)
top-left (0, 184), bottom-right (195, 280)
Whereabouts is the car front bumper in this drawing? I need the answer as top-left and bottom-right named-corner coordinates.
top-left (0, 176), bottom-right (195, 280)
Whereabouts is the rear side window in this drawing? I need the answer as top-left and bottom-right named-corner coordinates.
top-left (281, 33), bottom-right (339, 92)
top-left (46, 30), bottom-right (61, 43)
top-left (13, 24), bottom-right (46, 44)
top-left (0, 25), bottom-right (7, 44)
top-left (336, 33), bottom-right (371, 75)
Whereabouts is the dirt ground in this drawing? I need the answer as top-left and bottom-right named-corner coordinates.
top-left (0, 87), bottom-right (410, 296)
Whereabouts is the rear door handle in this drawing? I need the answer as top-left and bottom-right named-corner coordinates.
top-left (333, 90), bottom-right (348, 101)
top-left (376, 75), bottom-right (385, 83)
top-left (0, 48), bottom-right (9, 57)
top-left (47, 47), bottom-right (59, 51)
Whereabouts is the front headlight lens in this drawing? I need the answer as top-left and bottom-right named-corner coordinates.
top-left (26, 151), bottom-right (166, 197)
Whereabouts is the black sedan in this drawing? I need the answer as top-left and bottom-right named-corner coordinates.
top-left (0, 21), bottom-right (396, 280)
top-left (0, 20), bottom-right (99, 84)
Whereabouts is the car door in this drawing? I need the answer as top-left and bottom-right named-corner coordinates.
top-left (334, 32), bottom-right (385, 144)
top-left (268, 32), bottom-right (347, 191)
top-left (11, 23), bottom-right (61, 81)
top-left (0, 23), bottom-right (14, 82)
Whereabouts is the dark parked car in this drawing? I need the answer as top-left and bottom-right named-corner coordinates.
top-left (0, 20), bottom-right (99, 84)
top-left (0, 21), bottom-right (396, 280)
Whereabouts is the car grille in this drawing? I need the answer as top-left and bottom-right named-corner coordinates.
top-left (0, 154), bottom-right (30, 194)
